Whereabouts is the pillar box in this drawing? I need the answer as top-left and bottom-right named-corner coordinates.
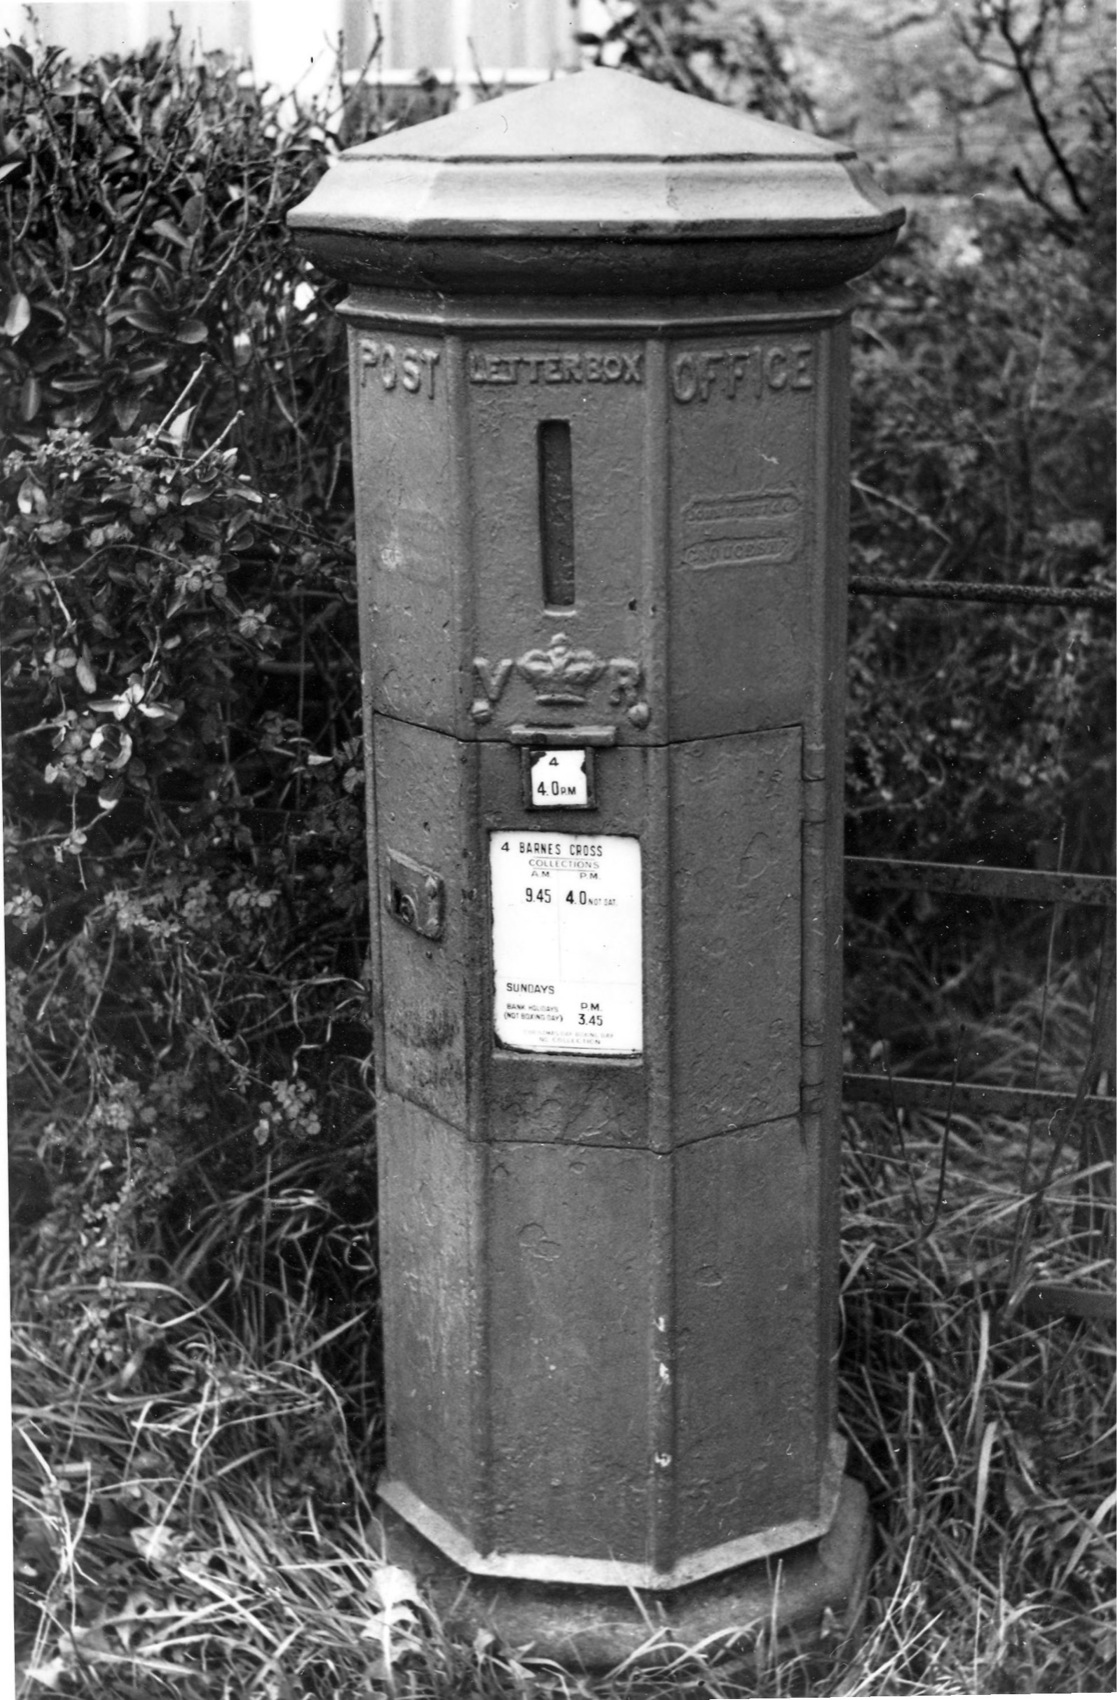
top-left (289, 69), bottom-right (901, 1664)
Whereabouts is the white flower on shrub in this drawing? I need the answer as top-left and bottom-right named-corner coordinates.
top-left (102, 888), bottom-right (179, 940)
top-left (88, 1077), bottom-right (143, 1133)
top-left (53, 829), bottom-right (87, 861)
top-left (91, 672), bottom-right (176, 721)
top-left (253, 1075), bottom-right (321, 1145)
top-left (227, 882), bottom-right (279, 914)
top-left (935, 224), bottom-right (982, 270)
top-left (88, 722), bottom-right (133, 770)
top-left (236, 604), bottom-right (274, 641)
top-left (180, 879), bottom-right (219, 930)
top-left (4, 887), bottom-right (43, 933)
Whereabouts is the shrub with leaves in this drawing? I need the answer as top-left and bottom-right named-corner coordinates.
top-left (1, 409), bottom-right (384, 1691)
top-left (0, 33), bottom-right (380, 1260)
top-left (2, 420), bottom-right (369, 1283)
top-left (846, 198), bottom-right (1115, 874)
top-left (0, 35), bottom-right (350, 512)
top-left (3, 27), bottom-right (1114, 1700)
top-left (579, 0), bottom-right (815, 126)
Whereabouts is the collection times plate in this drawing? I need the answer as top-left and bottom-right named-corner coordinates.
top-left (490, 830), bottom-right (643, 1055)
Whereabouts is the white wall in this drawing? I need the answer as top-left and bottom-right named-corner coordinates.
top-left (249, 0), bottom-right (341, 95)
top-left (2, 0), bottom-right (603, 88)
top-left (0, 1), bottom-right (253, 59)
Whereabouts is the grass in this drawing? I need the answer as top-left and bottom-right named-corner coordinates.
top-left (10, 960), bottom-right (1115, 1697)
top-left (838, 1102), bottom-right (1115, 1695)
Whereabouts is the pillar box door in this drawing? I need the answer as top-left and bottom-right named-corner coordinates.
top-left (290, 68), bottom-right (901, 1607)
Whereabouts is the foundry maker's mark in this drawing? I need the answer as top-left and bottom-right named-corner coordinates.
top-left (681, 488), bottom-right (803, 570)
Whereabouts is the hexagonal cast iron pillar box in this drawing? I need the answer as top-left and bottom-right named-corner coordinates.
top-left (289, 69), bottom-right (902, 1666)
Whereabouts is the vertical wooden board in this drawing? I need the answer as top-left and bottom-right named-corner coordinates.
top-left (374, 717), bottom-right (478, 1130)
top-left (670, 728), bottom-right (801, 1141)
top-left (350, 326), bottom-right (462, 731)
top-left (674, 1120), bottom-right (821, 1551)
top-left (666, 328), bottom-right (822, 741)
top-left (487, 1142), bottom-right (657, 1562)
top-left (379, 1093), bottom-right (485, 1543)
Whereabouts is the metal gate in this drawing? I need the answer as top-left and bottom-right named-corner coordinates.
top-left (842, 571), bottom-right (1115, 1319)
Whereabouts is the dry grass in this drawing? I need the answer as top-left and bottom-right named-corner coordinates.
top-left (837, 1098), bottom-right (1114, 1695)
top-left (11, 972), bottom-right (1115, 1698)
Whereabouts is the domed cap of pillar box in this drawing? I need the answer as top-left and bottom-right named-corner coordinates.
top-left (288, 68), bottom-right (903, 295)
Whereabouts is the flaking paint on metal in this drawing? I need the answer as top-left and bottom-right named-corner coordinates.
top-left (487, 1142), bottom-right (657, 1560)
top-left (675, 1120), bottom-right (819, 1548)
top-left (379, 1094), bottom-right (485, 1541)
top-left (348, 300), bottom-right (858, 751)
top-left (670, 730), bottom-right (802, 1140)
top-left (354, 299), bottom-right (853, 1564)
top-left (288, 68), bottom-right (900, 1589)
top-left (811, 322), bottom-right (850, 1450)
top-left (374, 719), bottom-right (476, 1129)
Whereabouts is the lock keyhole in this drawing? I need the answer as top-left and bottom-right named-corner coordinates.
top-left (385, 849), bottom-right (445, 941)
top-left (393, 887), bottom-right (417, 927)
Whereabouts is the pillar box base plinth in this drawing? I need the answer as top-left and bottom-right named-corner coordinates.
top-left (378, 1475), bottom-right (873, 1674)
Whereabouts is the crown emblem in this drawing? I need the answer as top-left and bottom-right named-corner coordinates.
top-left (515, 634), bottom-right (606, 706)
top-left (470, 634), bottom-right (650, 728)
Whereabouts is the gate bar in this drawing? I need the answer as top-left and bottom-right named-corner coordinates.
top-left (844, 1071), bottom-right (1116, 1132)
top-left (848, 575), bottom-right (1114, 611)
top-left (845, 856), bottom-right (1115, 910)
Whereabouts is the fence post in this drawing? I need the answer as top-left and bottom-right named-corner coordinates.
top-left (289, 67), bottom-right (902, 1666)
